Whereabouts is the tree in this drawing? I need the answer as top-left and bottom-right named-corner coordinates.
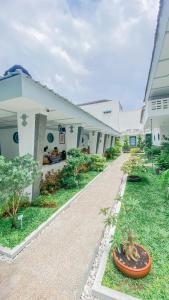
top-left (0, 154), bottom-right (39, 228)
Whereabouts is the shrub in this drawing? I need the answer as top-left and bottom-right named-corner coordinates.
top-left (105, 147), bottom-right (117, 160)
top-left (0, 154), bottom-right (39, 228)
top-left (60, 157), bottom-right (83, 189)
top-left (32, 196), bottom-right (57, 208)
top-left (67, 148), bottom-right (85, 158)
top-left (114, 137), bottom-right (122, 154)
top-left (90, 154), bottom-right (106, 171)
top-left (130, 147), bottom-right (141, 156)
top-left (155, 153), bottom-right (169, 170)
top-left (121, 157), bottom-right (145, 176)
top-left (122, 136), bottom-right (130, 153)
top-left (144, 146), bottom-right (161, 159)
top-left (40, 170), bottom-right (61, 195)
top-left (137, 135), bottom-right (144, 150)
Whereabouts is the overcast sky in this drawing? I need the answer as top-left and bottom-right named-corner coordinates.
top-left (0, 0), bottom-right (159, 109)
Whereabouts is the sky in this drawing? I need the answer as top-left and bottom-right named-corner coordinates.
top-left (0, 0), bottom-right (159, 110)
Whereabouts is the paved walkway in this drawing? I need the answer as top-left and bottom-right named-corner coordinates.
top-left (0, 154), bottom-right (128, 300)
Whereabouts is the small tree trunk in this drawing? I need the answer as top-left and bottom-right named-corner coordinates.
top-left (11, 215), bottom-right (17, 229)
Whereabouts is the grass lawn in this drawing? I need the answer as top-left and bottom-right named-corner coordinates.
top-left (102, 168), bottom-right (169, 300)
top-left (0, 170), bottom-right (99, 249)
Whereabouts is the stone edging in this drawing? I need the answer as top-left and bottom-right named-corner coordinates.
top-left (91, 175), bottom-right (140, 300)
top-left (0, 163), bottom-right (112, 260)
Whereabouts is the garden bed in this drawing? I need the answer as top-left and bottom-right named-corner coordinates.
top-left (102, 168), bottom-right (169, 300)
top-left (0, 170), bottom-right (99, 249)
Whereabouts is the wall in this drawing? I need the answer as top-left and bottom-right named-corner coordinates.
top-left (0, 128), bottom-right (66, 159)
top-left (45, 129), bottom-right (66, 152)
top-left (80, 100), bottom-right (121, 131)
top-left (0, 127), bottom-right (19, 159)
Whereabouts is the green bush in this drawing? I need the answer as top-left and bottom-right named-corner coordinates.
top-left (121, 157), bottom-right (146, 176)
top-left (137, 135), bottom-right (144, 150)
top-left (144, 146), bottom-right (161, 158)
top-left (67, 148), bottom-right (84, 158)
top-left (130, 147), bottom-right (141, 155)
top-left (32, 196), bottom-right (57, 208)
top-left (0, 154), bottom-right (39, 228)
top-left (40, 170), bottom-right (61, 195)
top-left (90, 154), bottom-right (106, 171)
top-left (122, 136), bottom-right (130, 153)
top-left (105, 147), bottom-right (117, 160)
top-left (155, 153), bottom-right (169, 170)
top-left (60, 157), bottom-right (86, 189)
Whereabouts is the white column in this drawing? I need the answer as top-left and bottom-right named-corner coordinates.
top-left (89, 131), bottom-right (97, 154)
top-left (105, 134), bottom-right (111, 149)
top-left (66, 124), bottom-right (78, 151)
top-left (97, 133), bottom-right (105, 155)
top-left (17, 112), bottom-right (47, 199)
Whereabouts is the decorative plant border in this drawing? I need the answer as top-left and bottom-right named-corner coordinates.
top-left (91, 174), bottom-right (140, 300)
top-left (0, 163), bottom-right (110, 260)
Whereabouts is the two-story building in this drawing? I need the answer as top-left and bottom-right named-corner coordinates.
top-left (142, 0), bottom-right (169, 146)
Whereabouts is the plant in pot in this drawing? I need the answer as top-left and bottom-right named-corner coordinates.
top-left (100, 207), bottom-right (151, 279)
top-left (121, 157), bottom-right (146, 182)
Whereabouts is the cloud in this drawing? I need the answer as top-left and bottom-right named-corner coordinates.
top-left (0, 0), bottom-right (159, 109)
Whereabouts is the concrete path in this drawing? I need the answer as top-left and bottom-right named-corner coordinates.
top-left (0, 155), bottom-right (128, 300)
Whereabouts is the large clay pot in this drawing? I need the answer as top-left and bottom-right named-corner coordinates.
top-left (113, 244), bottom-right (151, 279)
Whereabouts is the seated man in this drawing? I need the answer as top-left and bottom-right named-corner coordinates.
top-left (51, 146), bottom-right (59, 156)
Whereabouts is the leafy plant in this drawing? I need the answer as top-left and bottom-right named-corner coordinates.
top-left (155, 152), bottom-right (169, 170)
top-left (100, 207), bottom-right (139, 261)
top-left (105, 147), bottom-right (117, 160)
top-left (137, 135), bottom-right (144, 150)
top-left (0, 155), bottom-right (39, 228)
top-left (130, 147), bottom-right (141, 156)
top-left (90, 154), bottom-right (106, 171)
top-left (40, 170), bottom-right (61, 195)
top-left (32, 196), bottom-right (57, 208)
top-left (121, 157), bottom-right (145, 176)
top-left (67, 148), bottom-right (84, 158)
top-left (122, 136), bottom-right (130, 153)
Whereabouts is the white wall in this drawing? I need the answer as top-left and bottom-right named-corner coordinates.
top-left (80, 100), bottom-right (121, 131)
top-left (0, 128), bottom-right (19, 159)
top-left (0, 127), bottom-right (66, 159)
top-left (119, 108), bottom-right (143, 134)
top-left (46, 129), bottom-right (66, 152)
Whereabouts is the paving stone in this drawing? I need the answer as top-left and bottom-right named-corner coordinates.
top-left (0, 154), bottom-right (128, 300)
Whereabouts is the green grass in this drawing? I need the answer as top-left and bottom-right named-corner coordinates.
top-left (0, 170), bottom-right (99, 249)
top-left (102, 168), bottom-right (169, 300)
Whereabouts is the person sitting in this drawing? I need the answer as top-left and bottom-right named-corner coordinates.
top-left (43, 146), bottom-right (49, 164)
top-left (51, 146), bottom-right (59, 156)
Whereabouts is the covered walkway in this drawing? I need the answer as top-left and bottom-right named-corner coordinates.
top-left (0, 155), bottom-right (127, 300)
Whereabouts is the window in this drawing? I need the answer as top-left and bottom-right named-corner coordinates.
top-left (129, 136), bottom-right (136, 147)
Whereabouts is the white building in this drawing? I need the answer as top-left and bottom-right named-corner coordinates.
top-left (79, 100), bottom-right (144, 147)
top-left (0, 66), bottom-right (119, 197)
top-left (142, 0), bottom-right (169, 146)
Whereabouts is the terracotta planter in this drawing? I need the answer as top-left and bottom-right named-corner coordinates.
top-left (113, 245), bottom-right (151, 279)
top-left (127, 175), bottom-right (141, 182)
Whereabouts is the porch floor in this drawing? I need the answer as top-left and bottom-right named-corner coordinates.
top-left (0, 154), bottom-right (128, 300)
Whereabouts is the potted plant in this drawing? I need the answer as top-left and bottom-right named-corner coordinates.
top-left (121, 157), bottom-right (145, 182)
top-left (100, 207), bottom-right (151, 279)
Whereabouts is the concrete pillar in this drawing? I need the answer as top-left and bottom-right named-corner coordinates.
top-left (105, 134), bottom-right (111, 149)
top-left (89, 131), bottom-right (97, 154)
top-left (111, 136), bottom-right (115, 147)
top-left (66, 124), bottom-right (78, 151)
top-left (96, 132), bottom-right (105, 154)
top-left (17, 112), bottom-right (47, 199)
